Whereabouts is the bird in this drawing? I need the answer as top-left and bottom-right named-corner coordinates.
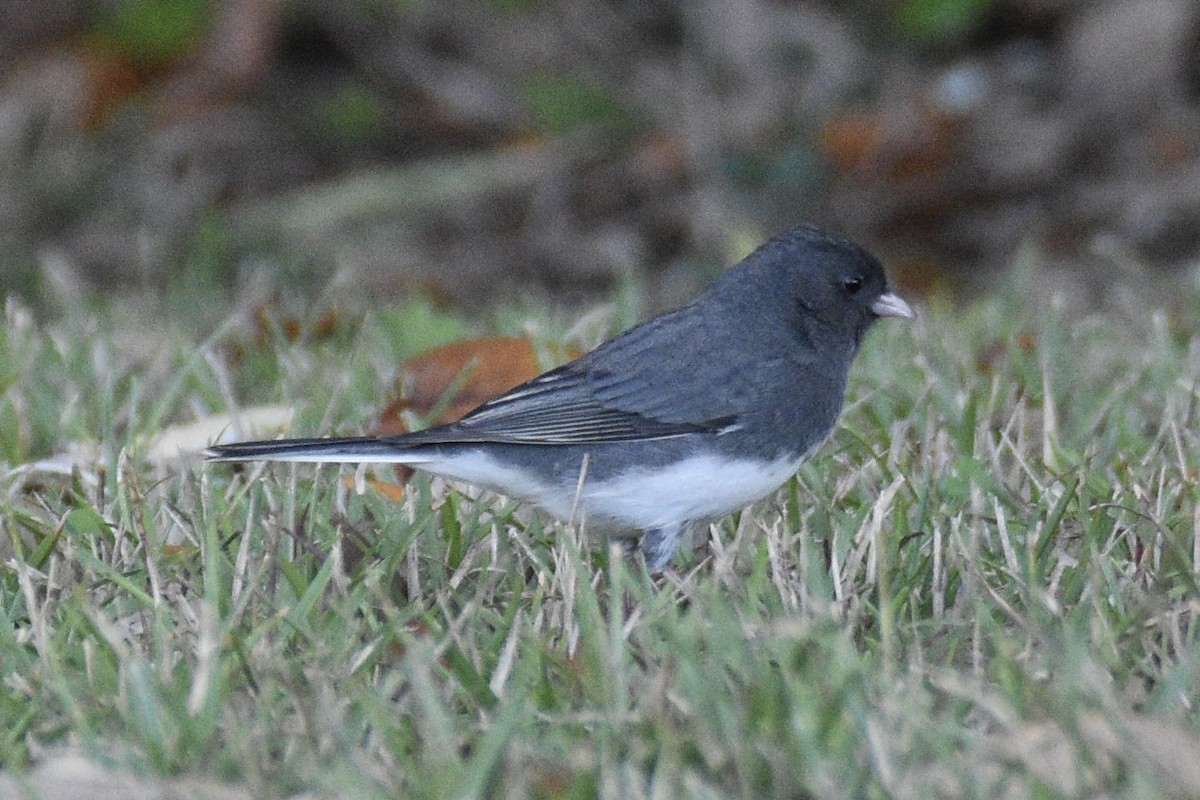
top-left (206, 226), bottom-right (913, 570)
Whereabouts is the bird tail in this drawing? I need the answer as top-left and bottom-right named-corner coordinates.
top-left (205, 436), bottom-right (434, 464)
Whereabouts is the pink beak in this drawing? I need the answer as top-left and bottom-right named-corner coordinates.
top-left (872, 292), bottom-right (915, 319)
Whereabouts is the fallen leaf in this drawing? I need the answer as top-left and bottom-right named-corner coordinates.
top-left (341, 474), bottom-right (407, 502)
top-left (818, 112), bottom-right (888, 173)
top-left (80, 49), bottom-right (145, 130)
top-left (252, 302), bottom-right (345, 348)
top-left (818, 104), bottom-right (959, 182)
top-left (143, 404), bottom-right (294, 462)
top-left (378, 336), bottom-right (558, 432)
top-left (375, 335), bottom-right (576, 487)
top-left (0, 750), bottom-right (252, 800)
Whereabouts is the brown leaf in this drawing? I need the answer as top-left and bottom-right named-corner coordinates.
top-left (818, 112), bottom-right (887, 173)
top-left (340, 474), bottom-right (407, 503)
top-left (378, 336), bottom-right (559, 431)
top-left (80, 49), bottom-right (145, 130)
top-left (252, 302), bottom-right (345, 348)
top-left (222, 304), bottom-right (345, 364)
top-left (819, 105), bottom-right (959, 182)
top-left (374, 335), bottom-right (574, 487)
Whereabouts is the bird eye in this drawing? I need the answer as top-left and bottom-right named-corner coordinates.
top-left (842, 276), bottom-right (864, 295)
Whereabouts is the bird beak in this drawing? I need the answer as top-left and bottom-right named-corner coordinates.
top-left (872, 292), bottom-right (914, 319)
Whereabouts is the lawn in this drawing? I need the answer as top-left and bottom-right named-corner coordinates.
top-left (2, 270), bottom-right (1199, 799)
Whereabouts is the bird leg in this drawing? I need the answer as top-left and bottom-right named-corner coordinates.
top-left (641, 524), bottom-right (689, 572)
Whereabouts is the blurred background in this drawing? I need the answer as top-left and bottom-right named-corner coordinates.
top-left (2, 0), bottom-right (1199, 318)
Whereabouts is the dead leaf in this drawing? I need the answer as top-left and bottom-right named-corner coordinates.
top-left (374, 335), bottom-right (576, 486)
top-left (0, 750), bottom-right (252, 800)
top-left (377, 335), bottom-right (561, 433)
top-left (80, 48), bottom-right (145, 130)
top-left (252, 302), bottom-right (345, 348)
top-left (142, 404), bottom-right (295, 462)
top-left (818, 104), bottom-right (959, 182)
top-left (818, 112), bottom-right (888, 173)
top-left (341, 474), bottom-right (407, 502)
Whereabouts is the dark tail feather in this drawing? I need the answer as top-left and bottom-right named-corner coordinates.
top-left (205, 436), bottom-right (427, 464)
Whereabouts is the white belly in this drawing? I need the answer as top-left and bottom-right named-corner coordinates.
top-left (419, 450), bottom-right (804, 531)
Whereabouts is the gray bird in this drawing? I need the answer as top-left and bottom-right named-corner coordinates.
top-left (206, 226), bottom-right (913, 569)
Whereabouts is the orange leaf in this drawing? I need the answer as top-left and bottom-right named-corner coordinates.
top-left (381, 336), bottom-right (549, 428)
top-left (819, 105), bottom-right (959, 181)
top-left (252, 302), bottom-right (346, 347)
top-left (373, 335), bottom-right (579, 490)
top-left (341, 475), bottom-right (408, 502)
top-left (818, 112), bottom-right (887, 172)
top-left (80, 49), bottom-right (145, 130)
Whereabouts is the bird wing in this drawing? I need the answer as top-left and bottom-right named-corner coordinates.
top-left (393, 306), bottom-right (748, 447)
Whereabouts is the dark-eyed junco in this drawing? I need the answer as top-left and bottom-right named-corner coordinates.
top-left (206, 226), bottom-right (913, 569)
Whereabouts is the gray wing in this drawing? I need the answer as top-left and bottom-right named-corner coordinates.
top-left (391, 305), bottom-right (753, 447)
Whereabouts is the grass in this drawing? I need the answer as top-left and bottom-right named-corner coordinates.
top-left (2, 269), bottom-right (1200, 799)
